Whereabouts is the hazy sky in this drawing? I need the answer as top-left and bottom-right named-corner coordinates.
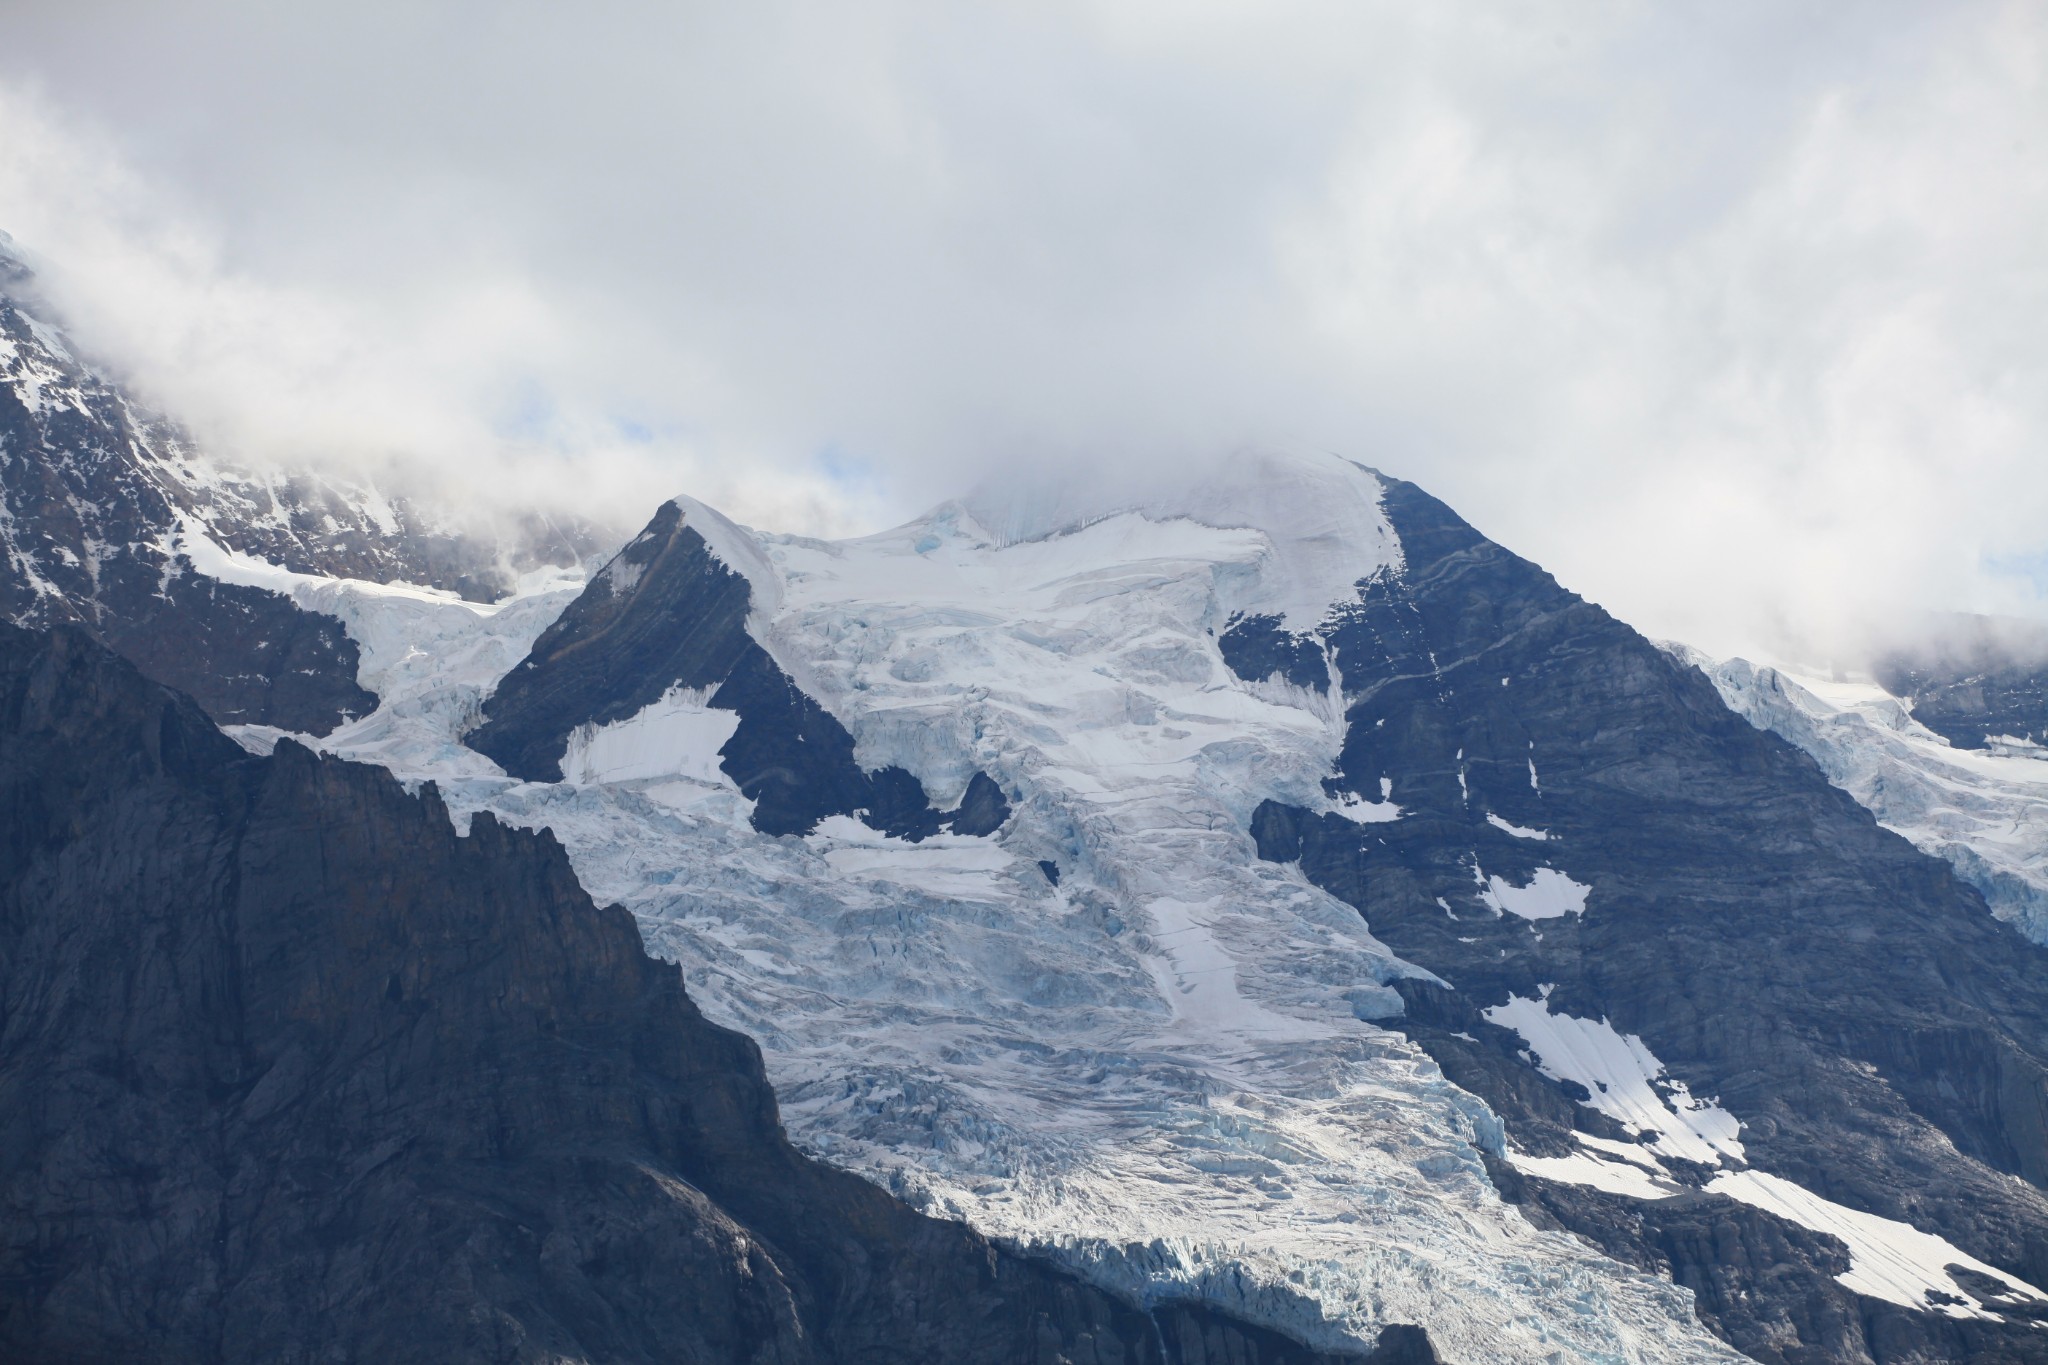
top-left (2, 1), bottom-right (2043, 659)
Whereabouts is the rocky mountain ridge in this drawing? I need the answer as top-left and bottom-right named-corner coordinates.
top-left (1241, 473), bottom-right (2048, 1362)
top-left (1688, 652), bottom-right (2048, 946)
top-left (0, 249), bottom-right (607, 733)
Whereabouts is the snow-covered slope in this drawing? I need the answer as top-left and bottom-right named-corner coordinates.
top-left (226, 454), bottom-right (1743, 1363)
top-left (1683, 651), bottom-right (2048, 944)
top-left (188, 450), bottom-right (2048, 1363)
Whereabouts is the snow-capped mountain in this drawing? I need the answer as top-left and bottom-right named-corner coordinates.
top-left (11, 263), bottom-right (2048, 1363)
top-left (0, 243), bottom-right (607, 732)
top-left (208, 462), bottom-right (1724, 1363)
top-left (176, 450), bottom-right (2048, 1364)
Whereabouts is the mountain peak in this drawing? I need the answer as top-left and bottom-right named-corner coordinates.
top-left (950, 446), bottom-right (1401, 631)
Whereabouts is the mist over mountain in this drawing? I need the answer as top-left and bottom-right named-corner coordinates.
top-left (3, 2), bottom-right (2047, 660)
top-left (7, 8), bottom-right (2048, 1362)
top-left (11, 259), bottom-right (2048, 1360)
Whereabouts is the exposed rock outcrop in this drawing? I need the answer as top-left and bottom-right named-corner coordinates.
top-left (1871, 614), bottom-right (2048, 752)
top-left (470, 498), bottom-right (1010, 839)
top-left (1245, 474), bottom-right (2048, 1362)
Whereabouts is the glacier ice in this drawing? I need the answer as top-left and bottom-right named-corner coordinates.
top-left (1683, 650), bottom-right (2048, 944)
top-left (193, 452), bottom-right (1755, 1362)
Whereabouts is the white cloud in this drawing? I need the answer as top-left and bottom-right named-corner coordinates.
top-left (0, 0), bottom-right (2043, 657)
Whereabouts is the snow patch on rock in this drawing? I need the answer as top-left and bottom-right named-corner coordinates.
top-left (1481, 988), bottom-right (2048, 1321)
top-left (1709, 1169), bottom-right (2048, 1320)
top-left (1333, 789), bottom-right (1403, 824)
top-left (1506, 1149), bottom-right (1680, 1201)
top-left (562, 686), bottom-right (739, 788)
top-left (1484, 992), bottom-right (1743, 1165)
top-left (1479, 867), bottom-right (1587, 919)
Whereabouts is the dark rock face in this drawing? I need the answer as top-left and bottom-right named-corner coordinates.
top-left (0, 263), bottom-right (601, 733)
top-left (471, 499), bottom-right (1011, 840)
top-left (1251, 475), bottom-right (2048, 1363)
top-left (1872, 615), bottom-right (2048, 751)
top-left (0, 291), bottom-right (378, 732)
top-left (0, 622), bottom-right (1399, 1365)
top-left (1220, 613), bottom-right (1329, 692)
top-left (942, 771), bottom-right (1014, 837)
top-left (1152, 1305), bottom-right (1433, 1365)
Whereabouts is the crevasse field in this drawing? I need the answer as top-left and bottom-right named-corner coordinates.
top-left (202, 454), bottom-right (2048, 1360)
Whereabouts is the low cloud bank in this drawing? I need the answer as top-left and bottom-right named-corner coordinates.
top-left (2, 2), bottom-right (2043, 660)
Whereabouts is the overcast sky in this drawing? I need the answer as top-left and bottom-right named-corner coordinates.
top-left (1, 1), bottom-right (2043, 659)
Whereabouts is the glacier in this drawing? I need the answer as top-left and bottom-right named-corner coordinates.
top-left (1680, 650), bottom-right (2048, 945)
top-left (206, 453), bottom-right (1771, 1360)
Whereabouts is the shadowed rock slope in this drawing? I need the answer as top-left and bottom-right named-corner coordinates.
top-left (1245, 475), bottom-right (2048, 1363)
top-left (0, 622), bottom-right (1421, 1365)
top-left (0, 276), bottom-right (374, 733)
top-left (1871, 614), bottom-right (2048, 753)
